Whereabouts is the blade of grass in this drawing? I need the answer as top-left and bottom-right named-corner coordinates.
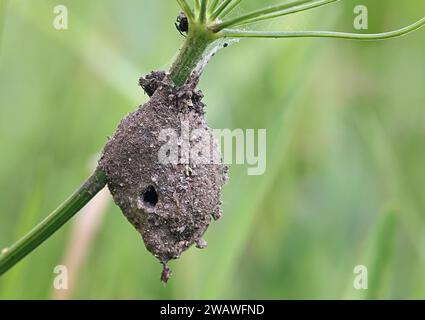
top-left (343, 207), bottom-right (397, 299)
top-left (197, 44), bottom-right (322, 298)
top-left (366, 209), bottom-right (397, 300)
top-left (345, 207), bottom-right (397, 299)
top-left (52, 187), bottom-right (111, 299)
top-left (0, 0), bottom-right (8, 55)
top-left (354, 114), bottom-right (425, 274)
top-left (195, 8), bottom-right (343, 298)
top-left (12, 1), bottom-right (143, 103)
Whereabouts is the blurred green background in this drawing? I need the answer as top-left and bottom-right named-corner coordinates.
top-left (0, 0), bottom-right (425, 299)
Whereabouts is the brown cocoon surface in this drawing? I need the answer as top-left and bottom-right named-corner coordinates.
top-left (100, 72), bottom-right (227, 281)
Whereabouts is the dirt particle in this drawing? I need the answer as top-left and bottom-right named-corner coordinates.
top-left (139, 71), bottom-right (167, 97)
top-left (184, 165), bottom-right (193, 177)
top-left (196, 239), bottom-right (208, 249)
top-left (161, 265), bottom-right (172, 283)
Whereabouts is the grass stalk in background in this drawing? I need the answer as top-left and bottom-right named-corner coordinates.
top-left (0, 0), bottom-right (9, 54)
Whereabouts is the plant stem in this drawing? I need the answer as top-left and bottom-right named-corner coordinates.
top-left (214, 0), bottom-right (336, 31)
top-left (194, 0), bottom-right (201, 14)
top-left (209, 0), bottom-right (220, 14)
top-left (199, 0), bottom-right (208, 22)
top-left (221, 16), bottom-right (425, 40)
top-left (211, 0), bottom-right (233, 20)
top-left (220, 0), bottom-right (242, 19)
top-left (169, 24), bottom-right (217, 86)
top-left (0, 168), bottom-right (107, 277)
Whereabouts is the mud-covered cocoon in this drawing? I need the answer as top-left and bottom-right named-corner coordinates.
top-left (100, 71), bottom-right (228, 282)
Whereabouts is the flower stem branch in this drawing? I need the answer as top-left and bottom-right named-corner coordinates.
top-left (199, 0), bottom-right (208, 22)
top-left (220, 0), bottom-right (242, 19)
top-left (169, 23), bottom-right (217, 86)
top-left (210, 0), bottom-right (234, 20)
top-left (0, 168), bottom-right (107, 276)
top-left (212, 0), bottom-right (338, 31)
top-left (221, 16), bottom-right (425, 40)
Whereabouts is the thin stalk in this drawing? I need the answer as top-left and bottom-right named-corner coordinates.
top-left (213, 0), bottom-right (337, 31)
top-left (210, 0), bottom-right (233, 20)
top-left (169, 23), bottom-right (217, 86)
top-left (194, 0), bottom-right (201, 12)
top-left (176, 0), bottom-right (195, 21)
top-left (221, 16), bottom-right (425, 40)
top-left (0, 0), bottom-right (8, 48)
top-left (209, 0), bottom-right (221, 14)
top-left (199, 0), bottom-right (208, 22)
top-left (0, 168), bottom-right (107, 276)
top-left (220, 0), bottom-right (242, 19)
top-left (237, 0), bottom-right (338, 28)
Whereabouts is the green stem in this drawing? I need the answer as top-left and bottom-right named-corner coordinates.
top-left (169, 24), bottom-right (217, 86)
top-left (194, 0), bottom-right (201, 13)
top-left (209, 0), bottom-right (220, 14)
top-left (220, 0), bottom-right (242, 19)
top-left (221, 16), bottom-right (425, 40)
top-left (0, 168), bottom-right (107, 276)
top-left (213, 0), bottom-right (336, 31)
top-left (199, 0), bottom-right (208, 23)
top-left (211, 0), bottom-right (233, 20)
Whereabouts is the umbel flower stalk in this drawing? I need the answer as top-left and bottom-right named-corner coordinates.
top-left (1, 0), bottom-right (424, 280)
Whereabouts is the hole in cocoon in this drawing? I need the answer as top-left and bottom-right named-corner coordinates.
top-left (142, 186), bottom-right (158, 207)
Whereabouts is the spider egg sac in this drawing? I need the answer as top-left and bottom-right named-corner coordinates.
top-left (99, 71), bottom-right (228, 281)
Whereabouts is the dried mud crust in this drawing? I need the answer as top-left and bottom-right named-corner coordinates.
top-left (99, 71), bottom-right (228, 279)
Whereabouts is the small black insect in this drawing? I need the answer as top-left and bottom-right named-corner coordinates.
top-left (175, 12), bottom-right (189, 37)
